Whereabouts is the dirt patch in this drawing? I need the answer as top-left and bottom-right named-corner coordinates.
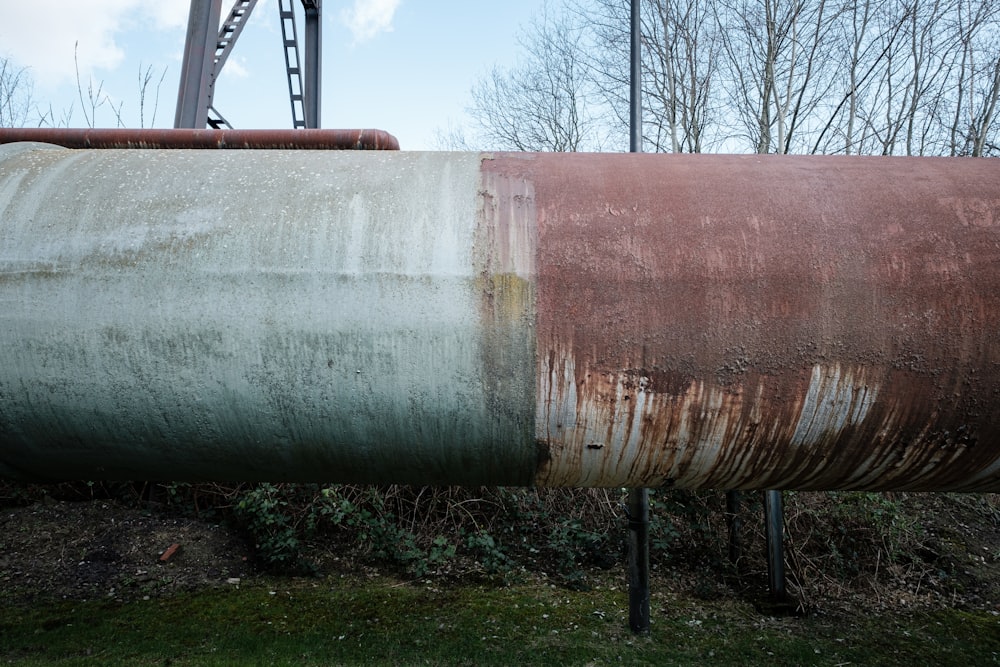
top-left (776, 492), bottom-right (1000, 614)
top-left (0, 499), bottom-right (252, 603)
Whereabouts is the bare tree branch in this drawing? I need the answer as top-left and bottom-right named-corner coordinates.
top-left (466, 3), bottom-right (600, 151)
top-left (0, 57), bottom-right (34, 127)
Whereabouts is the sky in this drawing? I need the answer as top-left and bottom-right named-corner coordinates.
top-left (0, 0), bottom-right (542, 149)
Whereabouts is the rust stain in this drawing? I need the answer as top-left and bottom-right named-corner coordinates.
top-left (939, 196), bottom-right (1000, 228)
top-left (485, 153), bottom-right (1000, 491)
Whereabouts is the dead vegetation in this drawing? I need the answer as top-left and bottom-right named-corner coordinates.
top-left (0, 482), bottom-right (998, 617)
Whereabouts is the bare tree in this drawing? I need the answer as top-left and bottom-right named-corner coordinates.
top-left (714, 0), bottom-right (843, 154)
top-left (582, 0), bottom-right (721, 152)
top-left (137, 62), bottom-right (168, 129)
top-left (465, 4), bottom-right (600, 151)
top-left (457, 0), bottom-right (1000, 157)
top-left (893, 0), bottom-right (960, 155)
top-left (947, 0), bottom-right (1000, 156)
top-left (965, 58), bottom-right (1000, 156)
top-left (74, 42), bottom-right (118, 128)
top-left (433, 119), bottom-right (475, 150)
top-left (810, 0), bottom-right (909, 154)
top-left (0, 57), bottom-right (34, 127)
top-left (67, 42), bottom-right (168, 129)
top-left (647, 0), bottom-right (721, 152)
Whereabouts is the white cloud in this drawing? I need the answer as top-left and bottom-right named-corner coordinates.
top-left (340, 0), bottom-right (401, 43)
top-left (141, 3), bottom-right (191, 30)
top-left (0, 0), bottom-right (184, 87)
top-left (221, 56), bottom-right (250, 80)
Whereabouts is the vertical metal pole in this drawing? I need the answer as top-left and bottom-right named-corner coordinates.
top-left (627, 0), bottom-right (650, 638)
top-left (628, 489), bottom-right (649, 634)
top-left (725, 490), bottom-right (742, 565)
top-left (302, 1), bottom-right (322, 128)
top-left (629, 0), bottom-right (642, 153)
top-left (175, 0), bottom-right (224, 128)
top-left (764, 490), bottom-right (786, 600)
top-left (627, 488), bottom-right (650, 634)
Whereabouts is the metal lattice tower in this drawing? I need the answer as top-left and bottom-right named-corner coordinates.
top-left (175, 0), bottom-right (322, 129)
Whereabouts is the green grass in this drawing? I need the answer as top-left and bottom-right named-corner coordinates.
top-left (1, 577), bottom-right (999, 666)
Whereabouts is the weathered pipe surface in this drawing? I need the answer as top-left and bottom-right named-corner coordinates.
top-left (0, 128), bottom-right (401, 151)
top-left (1, 143), bottom-right (999, 490)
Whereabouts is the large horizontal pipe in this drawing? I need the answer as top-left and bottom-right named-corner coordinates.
top-left (1, 142), bottom-right (999, 490)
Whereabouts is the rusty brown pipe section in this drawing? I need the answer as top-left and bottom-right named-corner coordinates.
top-left (0, 128), bottom-right (400, 150)
top-left (504, 153), bottom-right (1000, 491)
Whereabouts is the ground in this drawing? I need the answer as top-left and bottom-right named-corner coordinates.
top-left (3, 491), bottom-right (1000, 665)
top-left (1, 491), bottom-right (999, 617)
top-left (0, 498), bottom-right (252, 603)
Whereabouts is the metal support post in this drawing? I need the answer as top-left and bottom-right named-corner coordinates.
top-left (626, 0), bottom-right (649, 637)
top-left (302, 1), bottom-right (322, 128)
top-left (627, 488), bottom-right (650, 634)
top-left (764, 490), bottom-right (786, 600)
top-left (175, 0), bottom-right (224, 128)
top-left (629, 0), bottom-right (642, 153)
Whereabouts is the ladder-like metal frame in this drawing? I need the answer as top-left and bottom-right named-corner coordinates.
top-left (207, 0), bottom-right (258, 128)
top-left (215, 0), bottom-right (258, 74)
top-left (175, 0), bottom-right (321, 129)
top-left (278, 0), bottom-right (307, 129)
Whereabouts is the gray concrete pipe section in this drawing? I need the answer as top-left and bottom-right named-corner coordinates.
top-left (3, 143), bottom-right (1000, 490)
top-left (0, 144), bottom-right (534, 484)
